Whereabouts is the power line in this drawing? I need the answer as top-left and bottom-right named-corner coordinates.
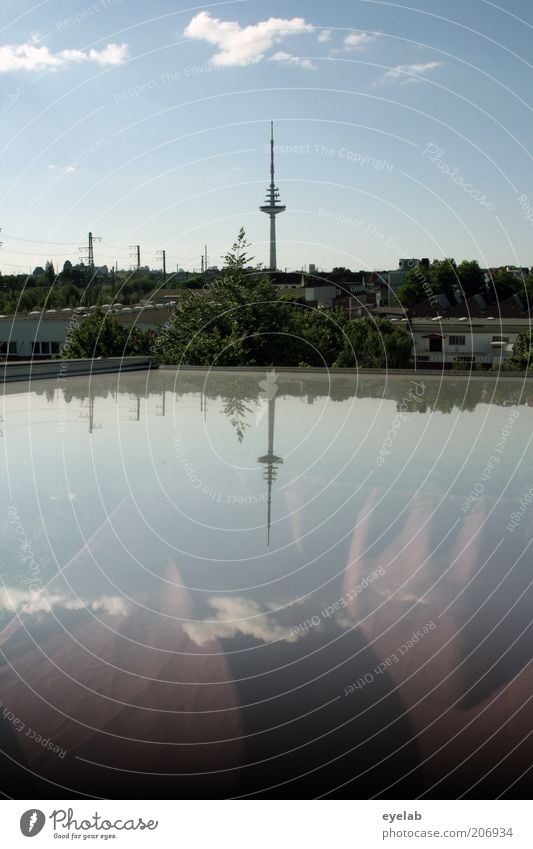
top-left (5, 248), bottom-right (78, 256)
top-left (1, 234), bottom-right (83, 245)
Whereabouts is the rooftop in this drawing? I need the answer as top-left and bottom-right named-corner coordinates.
top-left (1, 368), bottom-right (533, 798)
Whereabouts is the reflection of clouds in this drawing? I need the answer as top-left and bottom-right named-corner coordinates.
top-left (0, 588), bottom-right (128, 617)
top-left (374, 586), bottom-right (430, 605)
top-left (183, 596), bottom-right (302, 647)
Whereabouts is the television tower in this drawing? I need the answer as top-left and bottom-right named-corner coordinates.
top-left (258, 388), bottom-right (283, 546)
top-left (260, 121), bottom-right (286, 271)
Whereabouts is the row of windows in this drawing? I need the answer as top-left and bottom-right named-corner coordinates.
top-left (1, 341), bottom-right (63, 355)
top-left (448, 335), bottom-right (510, 346)
top-left (32, 341), bottom-right (61, 355)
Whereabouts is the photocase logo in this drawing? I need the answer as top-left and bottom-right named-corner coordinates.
top-left (20, 809), bottom-right (46, 837)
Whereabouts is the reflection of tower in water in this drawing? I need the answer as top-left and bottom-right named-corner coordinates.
top-left (79, 392), bottom-right (102, 434)
top-left (257, 393), bottom-right (283, 546)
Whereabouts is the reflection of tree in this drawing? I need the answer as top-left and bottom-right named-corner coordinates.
top-left (389, 378), bottom-right (520, 416)
top-left (21, 369), bottom-right (533, 416)
top-left (223, 396), bottom-right (253, 443)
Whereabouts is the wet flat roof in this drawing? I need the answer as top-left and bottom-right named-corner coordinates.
top-left (1, 369), bottom-right (532, 798)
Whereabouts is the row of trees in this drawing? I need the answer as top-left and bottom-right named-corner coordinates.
top-left (0, 263), bottom-right (160, 315)
top-left (62, 231), bottom-right (413, 369)
top-left (396, 258), bottom-right (532, 307)
top-left (60, 231), bottom-right (533, 370)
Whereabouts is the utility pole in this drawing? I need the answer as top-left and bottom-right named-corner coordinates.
top-left (130, 245), bottom-right (141, 271)
top-left (88, 232), bottom-right (94, 269)
top-left (205, 244), bottom-right (208, 272)
top-left (157, 250), bottom-right (167, 285)
top-left (79, 231), bottom-right (101, 273)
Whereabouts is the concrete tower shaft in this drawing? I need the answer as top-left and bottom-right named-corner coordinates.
top-left (259, 121), bottom-right (286, 271)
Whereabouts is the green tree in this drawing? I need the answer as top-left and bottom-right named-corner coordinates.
top-left (488, 270), bottom-right (522, 301)
top-left (457, 260), bottom-right (484, 298)
top-left (156, 230), bottom-right (414, 369)
top-left (158, 230), bottom-right (302, 367)
top-left (396, 267), bottom-right (429, 307)
top-left (45, 261), bottom-right (55, 286)
top-left (430, 258), bottom-right (457, 301)
top-left (334, 317), bottom-right (413, 368)
top-left (291, 307), bottom-right (347, 366)
top-left (505, 331), bottom-right (533, 371)
top-left (61, 310), bottom-right (151, 358)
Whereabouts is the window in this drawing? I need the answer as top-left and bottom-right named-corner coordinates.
top-left (449, 335), bottom-right (466, 346)
top-left (31, 341), bottom-right (58, 355)
top-left (492, 336), bottom-right (509, 343)
top-left (456, 356), bottom-right (475, 362)
top-left (9, 341), bottom-right (16, 354)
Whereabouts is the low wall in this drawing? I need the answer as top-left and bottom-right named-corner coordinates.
top-left (1, 357), bottom-right (159, 383)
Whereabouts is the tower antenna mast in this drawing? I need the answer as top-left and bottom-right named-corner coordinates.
top-left (259, 121), bottom-right (286, 271)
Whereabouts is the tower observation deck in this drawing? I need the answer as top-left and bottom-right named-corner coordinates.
top-left (260, 122), bottom-right (286, 271)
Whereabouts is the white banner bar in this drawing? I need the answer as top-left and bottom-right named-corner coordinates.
top-left (1, 800), bottom-right (532, 848)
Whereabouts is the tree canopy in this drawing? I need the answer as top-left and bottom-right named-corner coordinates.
top-left (505, 331), bottom-right (533, 371)
top-left (61, 311), bottom-right (151, 359)
top-left (156, 230), bottom-right (413, 369)
top-left (334, 317), bottom-right (413, 369)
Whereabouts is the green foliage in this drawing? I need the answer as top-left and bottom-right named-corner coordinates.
top-left (397, 267), bottom-right (430, 307)
top-left (158, 230), bottom-right (297, 367)
top-left (396, 258), bottom-right (522, 307)
top-left (158, 279), bottom-right (296, 367)
top-left (429, 258), bottom-right (457, 301)
top-left (291, 307), bottom-right (347, 366)
top-left (61, 310), bottom-right (151, 359)
top-left (457, 260), bottom-right (484, 298)
top-left (505, 331), bottom-right (533, 371)
top-left (157, 230), bottom-right (413, 369)
top-left (334, 317), bottom-right (413, 369)
top-left (396, 259), bottom-right (458, 307)
top-left (486, 270), bottom-right (522, 301)
top-left (45, 261), bottom-right (55, 286)
top-left (0, 270), bottom-right (160, 315)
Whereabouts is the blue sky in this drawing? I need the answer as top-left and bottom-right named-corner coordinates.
top-left (1, 0), bottom-right (533, 275)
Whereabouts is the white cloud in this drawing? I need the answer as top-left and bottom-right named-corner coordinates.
top-left (89, 43), bottom-right (128, 66)
top-left (47, 163), bottom-right (77, 174)
top-left (0, 587), bottom-right (129, 617)
top-left (270, 51), bottom-right (316, 71)
top-left (318, 29), bottom-right (331, 43)
top-left (379, 61), bottom-right (441, 85)
top-left (183, 11), bottom-right (313, 67)
top-left (0, 37), bottom-right (128, 72)
top-left (182, 596), bottom-right (303, 647)
top-left (343, 32), bottom-right (375, 51)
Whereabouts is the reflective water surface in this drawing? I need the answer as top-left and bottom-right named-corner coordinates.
top-left (1, 369), bottom-right (533, 798)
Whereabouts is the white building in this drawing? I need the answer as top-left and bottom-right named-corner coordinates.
top-left (409, 317), bottom-right (525, 368)
top-left (0, 307), bottom-right (172, 359)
